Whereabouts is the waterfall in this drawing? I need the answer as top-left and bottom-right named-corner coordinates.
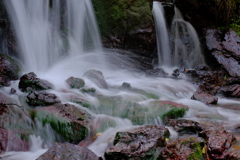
top-left (171, 7), bottom-right (205, 68)
top-left (153, 2), bottom-right (205, 68)
top-left (3, 0), bottom-right (102, 72)
top-left (152, 2), bottom-right (171, 67)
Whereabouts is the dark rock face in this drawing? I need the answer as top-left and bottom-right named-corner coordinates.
top-left (83, 70), bottom-right (108, 89)
top-left (160, 137), bottom-right (205, 160)
top-left (220, 84), bottom-right (240, 98)
top-left (36, 103), bottom-right (89, 142)
top-left (205, 29), bottom-right (240, 77)
top-left (105, 125), bottom-right (170, 160)
top-left (199, 129), bottom-right (236, 159)
top-left (0, 54), bottom-right (19, 87)
top-left (191, 91), bottom-right (218, 105)
top-left (120, 82), bottom-right (131, 90)
top-left (19, 72), bottom-right (53, 92)
top-left (66, 76), bottom-right (85, 89)
top-left (26, 91), bottom-right (60, 107)
top-left (165, 119), bottom-right (203, 134)
top-left (37, 142), bottom-right (100, 160)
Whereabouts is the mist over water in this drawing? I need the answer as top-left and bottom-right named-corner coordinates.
top-left (1, 0), bottom-right (239, 159)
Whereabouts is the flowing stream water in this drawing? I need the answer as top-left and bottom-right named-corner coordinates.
top-left (1, 0), bottom-right (240, 159)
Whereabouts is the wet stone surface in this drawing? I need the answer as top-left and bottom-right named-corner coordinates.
top-left (37, 142), bottom-right (101, 160)
top-left (105, 125), bottom-right (170, 160)
top-left (19, 72), bottom-right (53, 92)
top-left (199, 128), bottom-right (236, 159)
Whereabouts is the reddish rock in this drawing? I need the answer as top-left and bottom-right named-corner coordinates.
top-left (37, 142), bottom-right (101, 160)
top-left (165, 119), bottom-right (203, 134)
top-left (220, 84), bottom-right (240, 97)
top-left (160, 137), bottom-right (205, 160)
top-left (199, 128), bottom-right (236, 159)
top-left (191, 91), bottom-right (218, 105)
top-left (105, 125), bottom-right (170, 160)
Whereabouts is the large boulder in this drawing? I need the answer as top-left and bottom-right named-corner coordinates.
top-left (34, 103), bottom-right (90, 142)
top-left (0, 54), bottom-right (19, 87)
top-left (66, 76), bottom-right (85, 89)
top-left (36, 142), bottom-right (101, 160)
top-left (105, 125), bottom-right (170, 160)
top-left (199, 128), bottom-right (236, 159)
top-left (26, 91), bottom-right (61, 107)
top-left (83, 70), bottom-right (108, 89)
top-left (205, 29), bottom-right (240, 77)
top-left (19, 72), bottom-right (53, 92)
top-left (160, 137), bottom-right (205, 160)
top-left (165, 119), bottom-right (203, 134)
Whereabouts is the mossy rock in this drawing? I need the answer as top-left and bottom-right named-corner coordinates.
top-left (130, 100), bottom-right (189, 125)
top-left (33, 103), bottom-right (90, 142)
top-left (160, 137), bottom-right (205, 160)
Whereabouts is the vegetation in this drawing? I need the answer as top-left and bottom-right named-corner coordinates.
top-left (92, 0), bottom-right (152, 36)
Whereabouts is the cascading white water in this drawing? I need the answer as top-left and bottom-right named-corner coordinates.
top-left (2, 0), bottom-right (240, 159)
top-left (153, 2), bottom-right (205, 68)
top-left (4, 0), bottom-right (103, 72)
top-left (152, 2), bottom-right (171, 67)
top-left (171, 7), bottom-right (205, 68)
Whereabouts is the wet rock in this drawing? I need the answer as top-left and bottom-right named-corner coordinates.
top-left (172, 69), bottom-right (180, 77)
top-left (220, 84), bottom-right (240, 97)
top-left (131, 100), bottom-right (189, 125)
top-left (146, 68), bottom-right (168, 77)
top-left (165, 119), bottom-right (203, 134)
top-left (199, 128), bottom-right (236, 159)
top-left (83, 70), bottom-right (108, 89)
top-left (105, 125), bottom-right (170, 160)
top-left (37, 142), bottom-right (101, 160)
top-left (19, 72), bottom-right (53, 92)
top-left (66, 76), bottom-right (85, 89)
top-left (160, 137), bottom-right (205, 160)
top-left (120, 82), bottom-right (131, 89)
top-left (205, 29), bottom-right (240, 77)
top-left (10, 88), bottom-right (16, 94)
top-left (68, 94), bottom-right (91, 108)
top-left (26, 91), bottom-right (60, 107)
top-left (35, 103), bottom-right (89, 142)
top-left (0, 54), bottom-right (19, 87)
top-left (80, 87), bottom-right (96, 94)
top-left (191, 91), bottom-right (218, 105)
top-left (212, 50), bottom-right (240, 77)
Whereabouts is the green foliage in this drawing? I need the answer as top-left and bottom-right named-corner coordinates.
top-left (92, 0), bottom-right (152, 36)
top-left (230, 15), bottom-right (240, 34)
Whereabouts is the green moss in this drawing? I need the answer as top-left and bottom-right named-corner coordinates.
top-left (34, 110), bottom-right (88, 142)
top-left (161, 108), bottom-right (188, 121)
